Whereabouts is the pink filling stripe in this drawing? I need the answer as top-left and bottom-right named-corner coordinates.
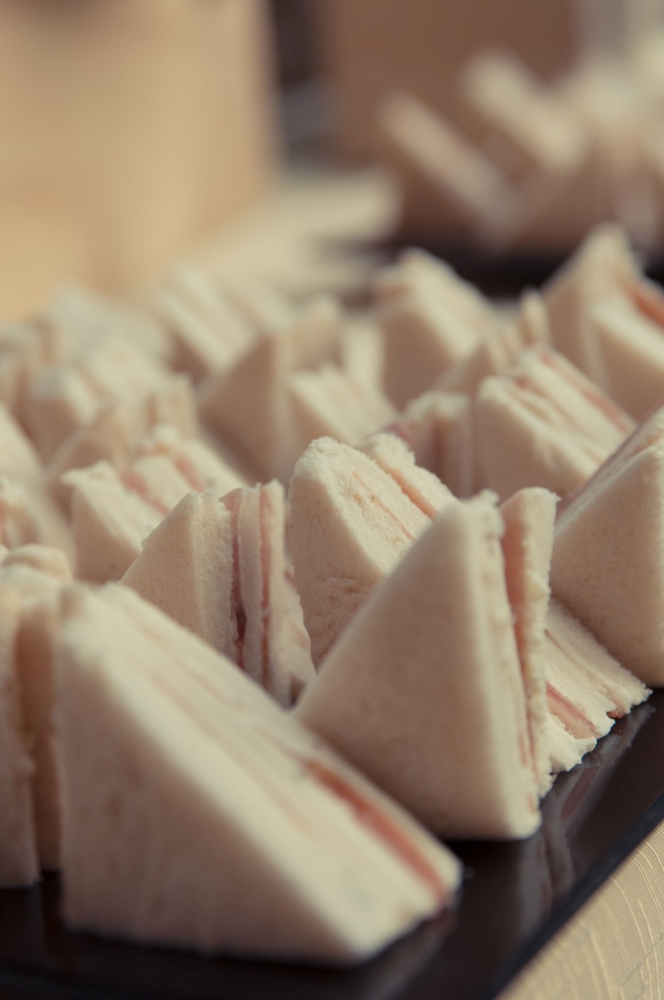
top-left (259, 487), bottom-right (271, 687)
top-left (351, 473), bottom-right (415, 541)
top-left (221, 490), bottom-right (246, 671)
top-left (121, 470), bottom-right (170, 517)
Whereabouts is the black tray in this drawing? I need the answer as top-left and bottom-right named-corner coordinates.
top-left (1, 691), bottom-right (664, 1000)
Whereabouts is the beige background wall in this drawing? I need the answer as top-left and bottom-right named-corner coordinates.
top-left (0, 0), bottom-right (277, 317)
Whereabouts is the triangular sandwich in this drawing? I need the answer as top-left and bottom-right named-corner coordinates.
top-left (296, 495), bottom-right (540, 839)
top-left (123, 482), bottom-right (315, 706)
top-left (475, 348), bottom-right (634, 499)
top-left (53, 584), bottom-right (461, 962)
top-left (288, 438), bottom-right (437, 665)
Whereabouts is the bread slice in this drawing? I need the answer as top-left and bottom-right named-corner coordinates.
top-left (379, 92), bottom-right (517, 243)
top-left (439, 291), bottom-right (550, 397)
top-left (0, 478), bottom-right (39, 549)
top-left (296, 496), bottom-right (540, 839)
top-left (0, 547), bottom-right (72, 877)
top-left (475, 348), bottom-right (634, 499)
top-left (374, 246), bottom-right (492, 408)
top-left (590, 295), bottom-right (664, 419)
top-left (25, 337), bottom-right (173, 461)
top-left (386, 390), bottom-right (474, 497)
top-left (200, 298), bottom-right (343, 481)
top-left (157, 265), bottom-right (255, 381)
top-left (288, 438), bottom-right (433, 664)
top-left (123, 483), bottom-right (315, 706)
top-left (545, 599), bottom-right (650, 750)
top-left (47, 378), bottom-right (198, 509)
top-left (53, 584), bottom-right (461, 962)
top-left (288, 366), bottom-right (396, 456)
top-left (460, 51), bottom-right (589, 178)
top-left (551, 439), bottom-right (664, 686)
top-left (63, 462), bottom-right (161, 582)
top-left (0, 583), bottom-right (38, 887)
top-left (500, 488), bottom-right (557, 796)
top-left (356, 433), bottom-right (454, 517)
top-left (0, 404), bottom-right (72, 556)
top-left (133, 424), bottom-right (245, 497)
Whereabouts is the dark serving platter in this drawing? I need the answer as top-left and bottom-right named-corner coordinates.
top-left (1, 692), bottom-right (664, 1000)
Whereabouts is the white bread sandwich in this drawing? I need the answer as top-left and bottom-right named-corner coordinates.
top-left (498, 485), bottom-right (649, 776)
top-left (0, 285), bottom-right (168, 425)
top-left (296, 495), bottom-right (540, 839)
top-left (288, 438), bottom-right (437, 665)
top-left (543, 224), bottom-right (664, 398)
top-left (379, 91), bottom-right (517, 244)
top-left (199, 297), bottom-right (343, 482)
top-left (0, 546), bottom-right (72, 880)
top-left (156, 265), bottom-right (256, 381)
top-left (544, 599), bottom-right (650, 772)
top-left (288, 366), bottom-right (396, 458)
top-left (132, 424), bottom-right (245, 497)
top-left (374, 246), bottom-right (494, 408)
top-left (46, 381), bottom-right (198, 510)
top-left (500, 487), bottom-right (557, 797)
top-left (53, 583), bottom-right (462, 962)
top-left (588, 292), bottom-right (664, 419)
top-left (550, 407), bottom-right (664, 685)
top-left (0, 478), bottom-right (40, 549)
top-left (385, 391), bottom-right (474, 498)
top-left (0, 583), bottom-right (38, 886)
top-left (0, 404), bottom-right (72, 556)
top-left (63, 462), bottom-right (161, 582)
top-left (356, 433), bottom-right (454, 518)
top-left (439, 291), bottom-right (550, 398)
top-left (24, 335), bottom-right (174, 462)
top-left (460, 51), bottom-right (589, 181)
top-left (123, 482), bottom-right (314, 707)
top-left (475, 348), bottom-right (634, 499)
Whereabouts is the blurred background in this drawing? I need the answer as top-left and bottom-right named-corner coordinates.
top-left (3, 0), bottom-right (664, 317)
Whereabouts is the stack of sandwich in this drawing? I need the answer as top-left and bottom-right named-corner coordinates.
top-left (0, 222), bottom-right (662, 965)
top-left (382, 42), bottom-right (664, 252)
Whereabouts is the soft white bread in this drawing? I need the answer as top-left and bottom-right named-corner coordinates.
top-left (385, 391), bottom-right (474, 497)
top-left (590, 294), bottom-right (664, 419)
top-left (542, 224), bottom-right (640, 383)
top-left (439, 291), bottom-right (550, 398)
top-left (379, 92), bottom-right (516, 242)
top-left (200, 298), bottom-right (343, 482)
top-left (0, 584), bottom-right (38, 887)
top-left (63, 462), bottom-right (161, 582)
top-left (500, 487), bottom-right (557, 797)
top-left (288, 438), bottom-right (432, 665)
top-left (0, 404), bottom-right (72, 556)
top-left (123, 483), bottom-right (315, 707)
top-left (119, 456), bottom-right (191, 516)
top-left (546, 599), bottom-right (650, 720)
top-left (47, 378), bottom-right (198, 509)
top-left (53, 584), bottom-right (461, 962)
top-left (288, 366), bottom-right (396, 457)
top-left (0, 548), bottom-right (72, 877)
top-left (24, 338), bottom-right (173, 462)
top-left (123, 491), bottom-right (233, 656)
top-left (475, 348), bottom-right (634, 499)
top-left (356, 433), bottom-right (454, 518)
top-left (156, 265), bottom-right (255, 381)
top-left (0, 478), bottom-right (40, 549)
top-left (551, 439), bottom-right (664, 686)
top-left (296, 495), bottom-right (540, 839)
top-left (461, 51), bottom-right (589, 178)
top-left (133, 424), bottom-right (245, 497)
top-left (375, 248), bottom-right (493, 408)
